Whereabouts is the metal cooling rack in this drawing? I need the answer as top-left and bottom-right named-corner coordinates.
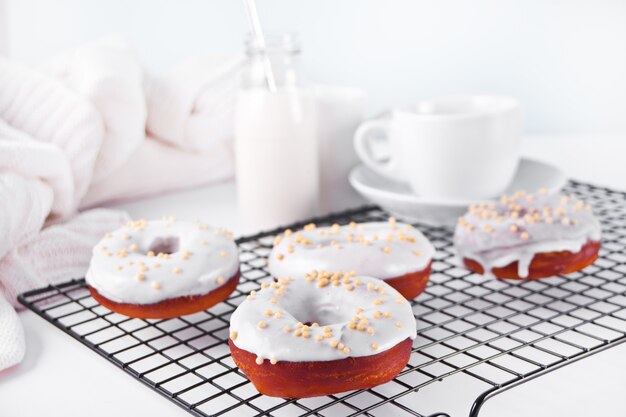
top-left (18, 180), bottom-right (626, 417)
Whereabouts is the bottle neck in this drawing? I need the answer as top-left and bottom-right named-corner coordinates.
top-left (243, 34), bottom-right (302, 90)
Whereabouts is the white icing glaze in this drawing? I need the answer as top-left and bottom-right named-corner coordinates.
top-left (86, 219), bottom-right (239, 304)
top-left (229, 272), bottom-right (417, 363)
top-left (454, 191), bottom-right (601, 278)
top-left (268, 220), bottom-right (435, 281)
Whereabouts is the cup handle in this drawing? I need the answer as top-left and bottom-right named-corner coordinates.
top-left (353, 118), bottom-right (402, 180)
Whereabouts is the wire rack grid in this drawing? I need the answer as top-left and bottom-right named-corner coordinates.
top-left (18, 180), bottom-right (626, 417)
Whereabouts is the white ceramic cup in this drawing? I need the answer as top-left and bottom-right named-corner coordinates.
top-left (354, 95), bottom-right (521, 200)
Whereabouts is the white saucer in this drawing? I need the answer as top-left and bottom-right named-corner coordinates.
top-left (349, 158), bottom-right (567, 227)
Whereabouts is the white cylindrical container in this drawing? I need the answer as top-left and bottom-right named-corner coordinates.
top-left (235, 34), bottom-right (319, 232)
top-left (315, 86), bottom-right (368, 215)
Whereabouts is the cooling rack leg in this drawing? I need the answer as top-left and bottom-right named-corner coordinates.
top-left (469, 387), bottom-right (499, 417)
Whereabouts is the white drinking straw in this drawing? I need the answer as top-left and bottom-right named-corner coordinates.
top-left (243, 0), bottom-right (277, 92)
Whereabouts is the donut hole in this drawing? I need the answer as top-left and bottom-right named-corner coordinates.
top-left (148, 236), bottom-right (180, 255)
top-left (290, 301), bottom-right (353, 327)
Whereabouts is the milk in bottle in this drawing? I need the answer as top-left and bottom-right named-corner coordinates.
top-left (235, 34), bottom-right (319, 231)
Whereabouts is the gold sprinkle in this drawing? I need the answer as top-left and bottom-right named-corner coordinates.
top-left (276, 254), bottom-right (284, 261)
top-left (413, 250), bottom-right (421, 257)
top-left (384, 311), bottom-right (392, 318)
top-left (264, 309), bottom-right (274, 317)
top-left (152, 281), bottom-right (161, 290)
top-left (383, 246), bottom-right (391, 254)
top-left (270, 357), bottom-right (278, 365)
top-left (129, 243), bottom-right (138, 252)
top-left (216, 276), bottom-right (225, 285)
top-left (283, 325), bottom-right (291, 333)
top-left (255, 356), bottom-right (264, 365)
top-left (153, 263), bottom-right (161, 269)
top-left (147, 250), bottom-right (155, 257)
top-left (510, 225), bottom-right (519, 233)
top-left (284, 229), bottom-right (293, 237)
top-left (356, 308), bottom-right (363, 314)
top-left (373, 298), bottom-right (383, 305)
top-left (561, 217), bottom-right (571, 225)
top-left (230, 331), bottom-right (238, 340)
top-left (520, 231), bottom-right (530, 240)
top-left (372, 343), bottom-right (379, 350)
top-left (136, 273), bottom-right (145, 281)
top-left (366, 326), bottom-right (375, 335)
top-left (342, 346), bottom-right (351, 354)
top-left (396, 296), bottom-right (405, 304)
top-left (315, 334), bottom-right (324, 342)
top-left (116, 265), bottom-right (123, 271)
top-left (270, 297), bottom-right (277, 304)
top-left (257, 321), bottom-right (267, 329)
top-left (329, 339), bottom-right (339, 348)
top-left (395, 321), bottom-right (403, 328)
top-left (173, 267), bottom-right (182, 274)
top-left (373, 311), bottom-right (383, 319)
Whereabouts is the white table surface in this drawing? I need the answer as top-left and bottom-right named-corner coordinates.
top-left (2, 133), bottom-right (626, 417)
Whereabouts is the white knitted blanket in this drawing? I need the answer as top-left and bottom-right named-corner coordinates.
top-left (0, 38), bottom-right (241, 371)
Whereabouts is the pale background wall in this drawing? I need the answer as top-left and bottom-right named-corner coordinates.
top-left (3, 0), bottom-right (626, 133)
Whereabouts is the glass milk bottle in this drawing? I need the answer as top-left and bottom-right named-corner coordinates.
top-left (234, 33), bottom-right (319, 231)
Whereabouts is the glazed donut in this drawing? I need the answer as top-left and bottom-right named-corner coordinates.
top-left (86, 218), bottom-right (240, 319)
top-left (229, 271), bottom-right (416, 398)
top-left (454, 190), bottom-right (601, 280)
top-left (268, 219), bottom-right (435, 299)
